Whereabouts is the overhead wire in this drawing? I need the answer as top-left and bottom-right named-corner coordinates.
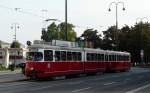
top-left (0, 3), bottom-right (45, 19)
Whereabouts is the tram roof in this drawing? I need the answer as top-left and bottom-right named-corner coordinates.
top-left (28, 44), bottom-right (130, 55)
top-left (28, 44), bottom-right (82, 51)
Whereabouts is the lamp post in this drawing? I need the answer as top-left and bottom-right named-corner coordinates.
top-left (136, 17), bottom-right (149, 64)
top-left (11, 23), bottom-right (20, 71)
top-left (108, 2), bottom-right (125, 50)
top-left (11, 23), bottom-right (20, 44)
top-left (44, 18), bottom-right (60, 30)
top-left (65, 0), bottom-right (68, 41)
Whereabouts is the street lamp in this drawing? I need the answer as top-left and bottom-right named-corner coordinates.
top-left (11, 23), bottom-right (20, 71)
top-left (108, 2), bottom-right (125, 50)
top-left (11, 23), bottom-right (20, 43)
top-left (136, 17), bottom-right (149, 64)
top-left (43, 18), bottom-right (60, 30)
top-left (65, 0), bottom-right (68, 41)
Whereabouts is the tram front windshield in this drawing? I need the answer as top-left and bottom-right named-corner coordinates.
top-left (26, 52), bottom-right (43, 61)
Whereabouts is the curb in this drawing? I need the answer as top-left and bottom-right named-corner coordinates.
top-left (0, 78), bottom-right (29, 83)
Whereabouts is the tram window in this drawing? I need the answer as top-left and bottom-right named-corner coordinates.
top-left (96, 54), bottom-right (98, 61)
top-left (119, 55), bottom-right (121, 61)
top-left (44, 50), bottom-right (53, 61)
top-left (87, 53), bottom-right (91, 61)
top-left (77, 52), bottom-right (81, 61)
top-left (113, 55), bottom-right (116, 61)
top-left (91, 53), bottom-right (94, 61)
top-left (26, 52), bottom-right (43, 61)
top-left (67, 51), bottom-right (72, 61)
top-left (97, 54), bottom-right (101, 61)
top-left (118, 55), bottom-right (120, 61)
top-left (109, 55), bottom-right (111, 61)
top-left (116, 55), bottom-right (118, 61)
top-left (121, 55), bottom-right (123, 61)
top-left (105, 55), bottom-right (109, 61)
top-left (55, 51), bottom-right (61, 61)
top-left (122, 56), bottom-right (125, 61)
top-left (94, 53), bottom-right (97, 61)
top-left (125, 56), bottom-right (128, 61)
top-left (61, 51), bottom-right (66, 61)
top-left (72, 52), bottom-right (78, 61)
top-left (101, 54), bottom-right (104, 61)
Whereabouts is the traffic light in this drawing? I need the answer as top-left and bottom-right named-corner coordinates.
top-left (27, 41), bottom-right (31, 46)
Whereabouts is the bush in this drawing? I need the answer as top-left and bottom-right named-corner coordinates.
top-left (0, 64), bottom-right (8, 71)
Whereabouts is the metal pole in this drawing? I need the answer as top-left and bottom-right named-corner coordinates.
top-left (115, 4), bottom-right (118, 50)
top-left (14, 24), bottom-right (17, 42)
top-left (136, 17), bottom-right (149, 64)
top-left (11, 23), bottom-right (20, 71)
top-left (65, 0), bottom-right (68, 41)
top-left (108, 2), bottom-right (125, 51)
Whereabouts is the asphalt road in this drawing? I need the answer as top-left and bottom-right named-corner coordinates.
top-left (0, 70), bottom-right (25, 83)
top-left (0, 67), bottom-right (150, 93)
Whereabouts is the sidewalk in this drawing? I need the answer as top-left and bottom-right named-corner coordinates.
top-left (0, 70), bottom-right (21, 75)
top-left (0, 70), bottom-right (27, 83)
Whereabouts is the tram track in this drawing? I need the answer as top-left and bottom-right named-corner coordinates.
top-left (0, 68), bottom-right (150, 93)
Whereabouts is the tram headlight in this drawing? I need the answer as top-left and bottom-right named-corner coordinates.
top-left (30, 67), bottom-right (34, 71)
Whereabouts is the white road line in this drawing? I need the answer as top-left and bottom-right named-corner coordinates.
top-left (72, 87), bottom-right (91, 93)
top-left (125, 78), bottom-right (131, 81)
top-left (67, 81), bottom-right (83, 85)
top-left (93, 78), bottom-right (105, 81)
top-left (104, 82), bottom-right (116, 86)
top-left (138, 76), bottom-right (144, 78)
top-left (126, 83), bottom-right (150, 93)
top-left (30, 85), bottom-right (53, 91)
top-left (0, 82), bottom-right (33, 87)
top-left (112, 76), bottom-right (120, 78)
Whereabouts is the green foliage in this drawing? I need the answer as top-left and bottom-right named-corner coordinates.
top-left (10, 41), bottom-right (21, 48)
top-left (0, 44), bottom-right (1, 48)
top-left (81, 28), bottom-right (102, 48)
top-left (101, 22), bottom-right (150, 63)
top-left (58, 22), bottom-right (76, 41)
top-left (41, 22), bottom-right (77, 42)
top-left (102, 26), bottom-right (116, 50)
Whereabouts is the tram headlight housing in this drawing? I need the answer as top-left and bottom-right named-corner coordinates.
top-left (30, 67), bottom-right (34, 71)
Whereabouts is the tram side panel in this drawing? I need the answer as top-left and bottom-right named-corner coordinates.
top-left (84, 52), bottom-right (106, 73)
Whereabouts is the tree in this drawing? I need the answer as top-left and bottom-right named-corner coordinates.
top-left (0, 44), bottom-right (1, 48)
top-left (118, 25), bottom-right (131, 51)
top-left (81, 28), bottom-right (102, 48)
top-left (47, 22), bottom-right (58, 41)
top-left (41, 28), bottom-right (48, 42)
top-left (102, 26), bottom-right (116, 50)
top-left (41, 22), bottom-right (77, 42)
top-left (58, 22), bottom-right (76, 41)
top-left (41, 22), bottom-right (58, 42)
top-left (10, 41), bottom-right (20, 48)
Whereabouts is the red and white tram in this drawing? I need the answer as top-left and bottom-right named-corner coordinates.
top-left (25, 44), bottom-right (131, 78)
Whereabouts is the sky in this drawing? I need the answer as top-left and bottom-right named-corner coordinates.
top-left (0, 0), bottom-right (150, 45)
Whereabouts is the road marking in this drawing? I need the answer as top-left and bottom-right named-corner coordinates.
top-left (126, 83), bottom-right (150, 93)
top-left (138, 76), bottom-right (144, 78)
top-left (30, 85), bottom-right (53, 91)
top-left (67, 81), bottom-right (83, 85)
top-left (0, 82), bottom-right (33, 87)
top-left (93, 78), bottom-right (105, 81)
top-left (112, 76), bottom-right (120, 78)
top-left (104, 82), bottom-right (116, 86)
top-left (125, 78), bottom-right (131, 81)
top-left (72, 87), bottom-right (91, 93)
